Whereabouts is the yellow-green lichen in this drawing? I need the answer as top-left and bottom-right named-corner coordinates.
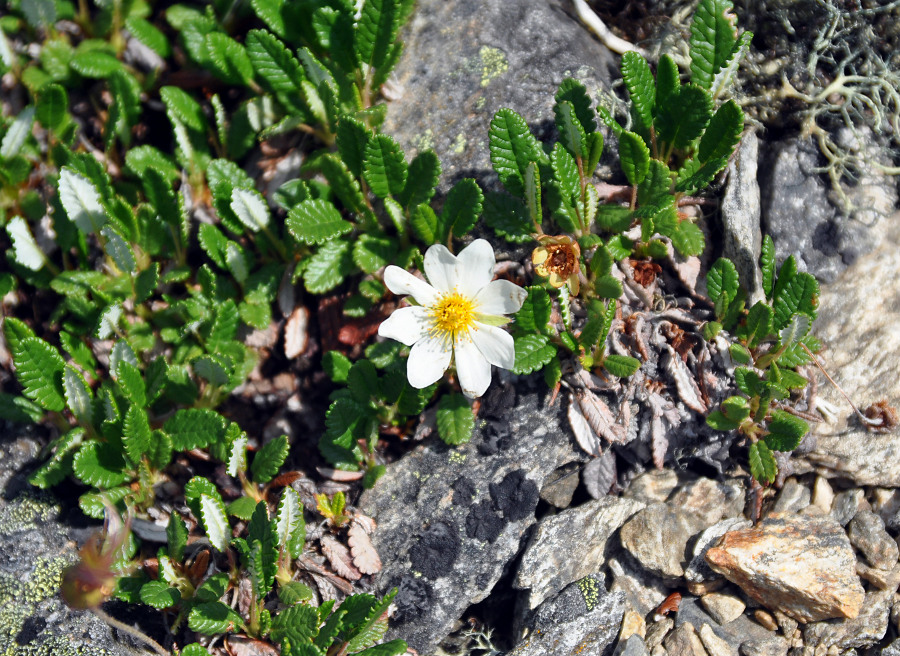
top-left (478, 46), bottom-right (508, 87)
top-left (450, 133), bottom-right (466, 154)
top-left (449, 451), bottom-right (467, 465)
top-left (576, 576), bottom-right (600, 611)
top-left (414, 128), bottom-right (435, 152)
top-left (0, 493), bottom-right (57, 533)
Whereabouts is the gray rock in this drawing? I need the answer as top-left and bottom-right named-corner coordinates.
top-left (623, 470), bottom-right (680, 505)
top-left (722, 131), bottom-right (764, 305)
top-left (675, 597), bottom-right (789, 656)
top-left (759, 138), bottom-right (876, 284)
top-left (698, 623), bottom-right (737, 656)
top-left (509, 574), bottom-right (625, 656)
top-left (801, 588), bottom-right (892, 651)
top-left (607, 554), bottom-right (669, 617)
top-left (514, 495), bottom-right (645, 610)
top-left (662, 622), bottom-right (708, 656)
top-left (361, 392), bottom-right (581, 653)
top-left (831, 489), bottom-right (869, 527)
top-left (700, 592), bottom-right (746, 625)
top-left (645, 617), bottom-right (674, 652)
top-left (620, 503), bottom-right (707, 579)
top-left (615, 634), bottom-right (650, 656)
top-left (668, 477), bottom-right (745, 526)
top-left (0, 428), bottom-right (150, 656)
top-left (770, 478), bottom-right (811, 515)
top-left (847, 510), bottom-right (899, 570)
top-left (685, 518), bottom-right (753, 586)
top-left (705, 513), bottom-right (865, 623)
top-left (383, 0), bottom-right (615, 194)
top-left (792, 214), bottom-right (900, 488)
top-left (538, 462), bottom-right (581, 508)
top-left (883, 638), bottom-right (900, 656)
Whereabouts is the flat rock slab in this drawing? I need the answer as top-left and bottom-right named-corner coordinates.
top-left (360, 392), bottom-right (580, 653)
top-left (705, 512), bottom-right (864, 622)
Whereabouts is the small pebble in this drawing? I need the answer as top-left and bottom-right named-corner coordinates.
top-left (811, 476), bottom-right (834, 513)
top-left (700, 591), bottom-right (745, 624)
top-left (699, 623), bottom-right (736, 656)
top-left (753, 609), bottom-right (778, 631)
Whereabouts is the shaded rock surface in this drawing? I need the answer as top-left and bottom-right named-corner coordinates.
top-left (705, 512), bottom-right (865, 622)
top-left (619, 503), bottom-right (706, 579)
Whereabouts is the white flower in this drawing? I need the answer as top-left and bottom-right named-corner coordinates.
top-left (378, 239), bottom-right (527, 398)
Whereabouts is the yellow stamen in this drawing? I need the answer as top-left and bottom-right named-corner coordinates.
top-left (429, 291), bottom-right (476, 338)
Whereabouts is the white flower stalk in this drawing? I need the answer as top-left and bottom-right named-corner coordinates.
top-left (378, 239), bottom-right (527, 399)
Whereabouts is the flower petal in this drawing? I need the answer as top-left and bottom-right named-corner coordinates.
top-left (407, 333), bottom-right (452, 388)
top-left (455, 239), bottom-right (496, 298)
top-left (423, 244), bottom-right (457, 294)
top-left (454, 333), bottom-right (492, 398)
top-left (377, 306), bottom-right (430, 346)
top-left (384, 266), bottom-right (439, 306)
top-left (470, 323), bottom-right (516, 369)
top-left (474, 279), bottom-right (527, 316)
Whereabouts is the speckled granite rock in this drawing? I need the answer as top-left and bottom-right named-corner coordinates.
top-left (705, 513), bottom-right (865, 622)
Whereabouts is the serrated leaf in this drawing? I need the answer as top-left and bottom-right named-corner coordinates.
top-left (409, 204), bottom-right (438, 244)
top-left (778, 313), bottom-right (811, 352)
top-left (513, 334), bottom-right (556, 375)
top-left (364, 134), bottom-right (407, 198)
top-left (398, 149), bottom-right (440, 209)
top-left (670, 220), bottom-right (705, 257)
top-left (125, 17), bottom-right (170, 57)
top-left (594, 274), bottom-right (624, 299)
top-left (698, 99), bottom-right (743, 163)
top-left (100, 225), bottom-right (136, 274)
top-left (489, 108), bottom-right (545, 197)
top-left (270, 604), bottom-right (319, 648)
top-left (760, 234), bottom-right (775, 299)
top-left (304, 239), bottom-right (353, 293)
top-left (122, 404), bottom-right (151, 467)
top-left (189, 601), bottom-right (242, 635)
top-left (773, 273), bottom-right (819, 331)
top-left (231, 187), bottom-right (271, 232)
top-left (621, 51), bottom-right (655, 134)
top-left (58, 167), bottom-right (108, 234)
top-left (70, 51), bottom-right (122, 77)
top-left (749, 440), bottom-right (777, 485)
top-left (440, 178), bottom-right (483, 240)
top-left (743, 301), bottom-right (772, 348)
top-left (483, 191), bottom-right (532, 243)
top-left (603, 354), bottom-right (641, 377)
top-left (199, 493), bottom-right (231, 551)
top-left (516, 287), bottom-right (551, 332)
top-left (711, 30), bottom-right (752, 99)
top-left (0, 106), bottom-right (35, 158)
top-left (309, 152), bottom-right (367, 214)
top-left (246, 28), bottom-right (303, 94)
top-left (73, 441), bottom-right (129, 488)
top-left (655, 54), bottom-right (681, 107)
top-left (764, 410), bottom-right (808, 452)
top-left (355, 0), bottom-right (403, 70)
top-left (115, 360), bottom-right (146, 406)
top-left (618, 131), bottom-right (650, 186)
top-left (655, 84), bottom-right (713, 149)
top-left (181, 645), bottom-right (212, 656)
top-left (78, 486), bottom-right (132, 519)
top-left (140, 581), bottom-right (180, 609)
top-left (286, 199), bottom-right (352, 245)
top-left (353, 234), bottom-right (397, 274)
top-left (555, 78), bottom-right (596, 135)
top-left (554, 100), bottom-right (587, 158)
top-left (160, 86), bottom-right (207, 132)
top-left (707, 257), bottom-right (740, 319)
top-left (226, 432), bottom-right (248, 477)
top-left (11, 336), bottom-right (66, 412)
top-left (204, 32), bottom-right (255, 85)
top-left (690, 0), bottom-right (739, 91)
top-left (228, 496), bottom-right (258, 521)
top-left (276, 487), bottom-right (306, 559)
top-left (729, 342), bottom-right (752, 364)
top-left (550, 142), bottom-right (579, 203)
top-left (166, 513), bottom-right (188, 562)
top-left (164, 408), bottom-right (226, 451)
top-left (353, 640), bottom-right (409, 656)
top-left (706, 410), bottom-right (741, 431)
top-left (337, 116), bottom-right (371, 178)
top-left (252, 434), bottom-right (289, 484)
top-left (7, 217), bottom-right (45, 271)
top-left (436, 393), bottom-right (474, 445)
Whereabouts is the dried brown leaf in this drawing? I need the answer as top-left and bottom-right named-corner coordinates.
top-left (316, 467), bottom-right (365, 482)
top-left (577, 389), bottom-right (627, 444)
top-left (351, 514), bottom-right (377, 535)
top-left (320, 535), bottom-right (362, 581)
top-left (348, 520), bottom-right (381, 575)
top-left (284, 306), bottom-right (309, 359)
top-left (567, 393), bottom-right (602, 456)
top-left (664, 345), bottom-right (707, 413)
top-left (297, 555), bottom-right (355, 594)
top-left (583, 450), bottom-right (617, 499)
top-left (226, 635), bottom-right (280, 656)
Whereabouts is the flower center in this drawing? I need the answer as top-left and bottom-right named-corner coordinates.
top-left (430, 292), bottom-right (476, 336)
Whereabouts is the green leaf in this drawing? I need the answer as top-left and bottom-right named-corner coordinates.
top-left (772, 273), bottom-right (819, 331)
top-left (554, 78), bottom-right (596, 135)
top-left (73, 441), bottom-right (129, 488)
top-left (594, 274), bottom-right (623, 299)
top-left (764, 410), bottom-right (808, 452)
top-left (336, 117), bottom-right (370, 178)
top-left (748, 440), bottom-right (777, 485)
top-left (246, 28), bottom-right (303, 94)
top-left (230, 187), bottom-right (271, 233)
top-left (743, 302), bottom-right (772, 348)
top-left (411, 204), bottom-right (438, 244)
top-left (62, 365), bottom-right (92, 424)
top-left (554, 100), bottom-right (587, 158)
top-left (707, 258), bottom-right (740, 320)
top-left (200, 493), bottom-right (231, 552)
top-left (70, 51), bottom-right (121, 77)
top-left (286, 199), bottom-right (352, 245)
top-left (364, 134), bottom-right (408, 198)
top-left (189, 601), bottom-right (243, 635)
top-left (711, 30), bottom-right (752, 99)
top-left (125, 146), bottom-right (179, 183)
top-left (0, 106), bottom-right (33, 158)
top-left (670, 220), bottom-right (705, 257)
top-left (276, 487), bottom-right (306, 559)
top-left (135, 264), bottom-right (159, 303)
top-left (777, 312), bottom-right (811, 351)
top-left (181, 644), bottom-right (212, 656)
top-left (516, 286), bottom-right (551, 332)
top-left (550, 142), bottom-right (580, 203)
top-left (58, 167), bottom-right (108, 234)
top-left (0, 393), bottom-right (44, 424)
top-left (353, 640), bottom-right (409, 656)
top-left (729, 343), bottom-right (752, 364)
top-left (706, 410), bottom-right (740, 431)
top-left (10, 336), bottom-right (65, 411)
top-left (125, 17), bottom-right (170, 57)
top-left (618, 131), bottom-right (650, 186)
top-left (29, 429), bottom-right (83, 488)
top-left (483, 192), bottom-right (532, 243)
top-left (164, 408), bottom-right (227, 451)
top-left (638, 161), bottom-right (672, 207)
top-left (308, 152), bottom-right (367, 214)
top-left (78, 486), bottom-right (132, 519)
top-left (167, 513), bottom-right (189, 562)
top-left (270, 604), bottom-right (319, 648)
top-left (760, 234), bottom-right (775, 299)
top-left (140, 581), bottom-right (180, 609)
top-left (355, 0), bottom-right (402, 70)
top-left (440, 178), bottom-right (483, 240)
top-left (252, 434), bottom-right (289, 484)
top-left (655, 84), bottom-right (713, 149)
top-left (436, 393), bottom-right (474, 445)
top-left (513, 334), bottom-right (556, 375)
top-left (227, 496), bottom-right (257, 521)
top-left (777, 368), bottom-right (808, 390)
top-left (323, 351), bottom-right (353, 384)
top-left (689, 0), bottom-right (739, 91)
top-left (595, 205), bottom-right (633, 233)
top-left (621, 51), bottom-right (655, 134)
top-left (489, 108), bottom-right (545, 197)
top-left (247, 501), bottom-right (278, 596)
top-left (603, 354), bottom-right (641, 378)
top-left (353, 234), bottom-right (397, 274)
top-left (304, 239), bottom-right (353, 293)
top-left (160, 86), bottom-right (207, 133)
top-left (398, 149), bottom-right (441, 209)
top-left (279, 581), bottom-right (314, 605)
top-left (655, 54), bottom-right (681, 107)
top-left (698, 99), bottom-right (744, 163)
top-left (204, 32), bottom-right (255, 85)
top-left (123, 404), bottom-right (152, 467)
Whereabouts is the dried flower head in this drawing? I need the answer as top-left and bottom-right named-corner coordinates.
top-left (532, 235), bottom-right (581, 295)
